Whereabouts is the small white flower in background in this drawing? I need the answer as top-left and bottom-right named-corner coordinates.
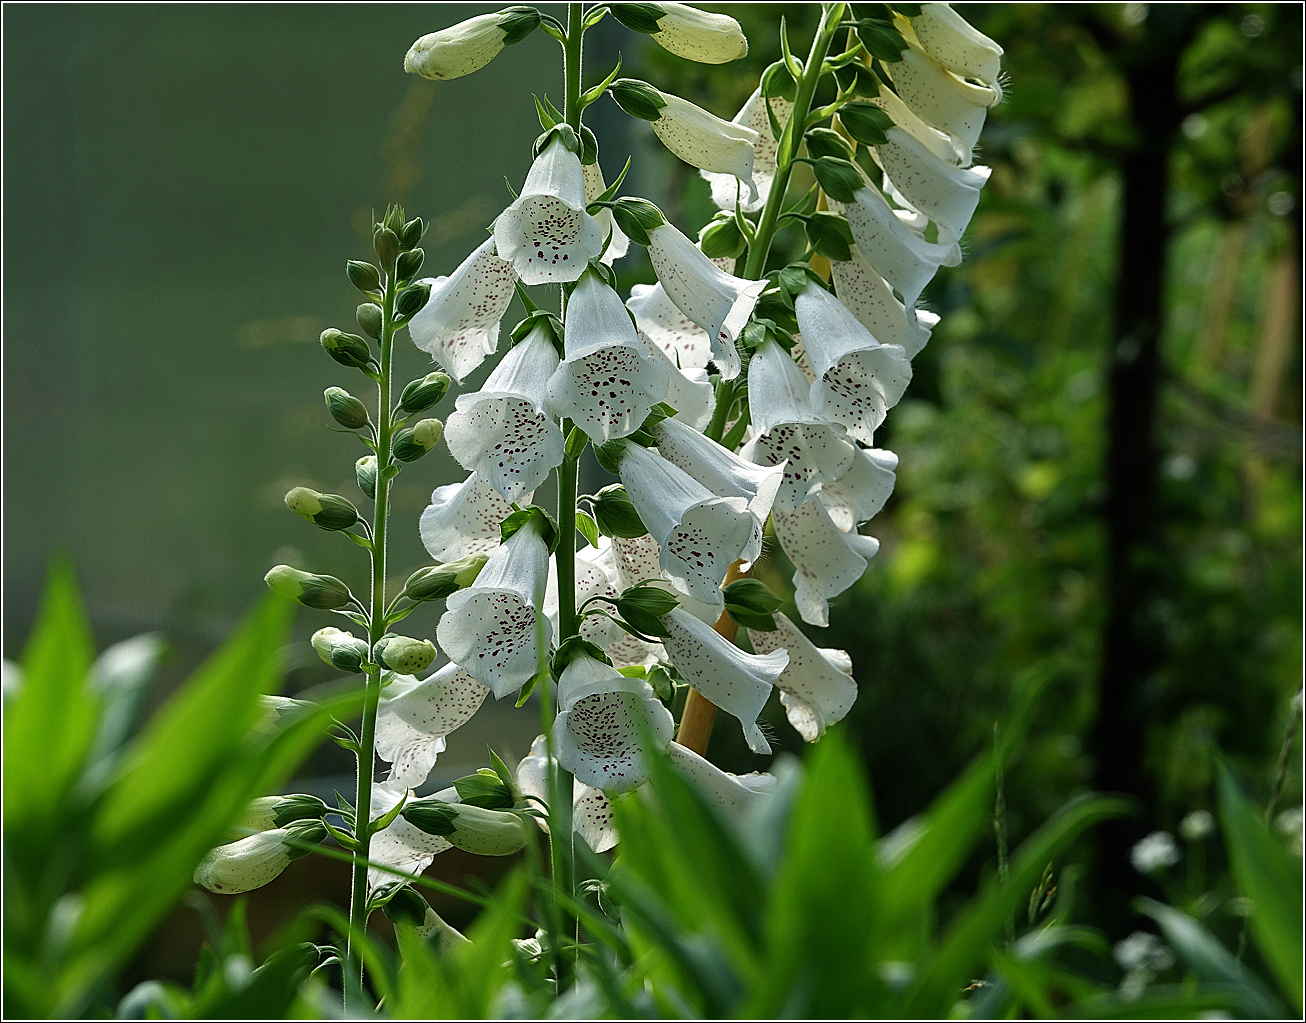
top-left (743, 338), bottom-right (857, 515)
top-left (420, 473), bottom-right (524, 563)
top-left (547, 270), bottom-right (670, 442)
top-left (635, 330), bottom-right (717, 431)
top-left (408, 237), bottom-right (518, 383)
top-left (437, 512), bottom-right (552, 699)
top-left (194, 820), bottom-right (325, 894)
top-left (647, 222), bottom-right (766, 379)
top-left (830, 248), bottom-right (938, 360)
top-left (747, 612), bottom-right (857, 742)
top-left (1130, 830), bottom-right (1181, 874)
top-left (517, 735), bottom-right (619, 853)
top-left (660, 607), bottom-right (787, 754)
top-left (1179, 809), bottom-right (1215, 842)
top-left (494, 133), bottom-right (605, 285)
top-left (618, 442), bottom-right (756, 608)
top-left (905, 2), bottom-right (1005, 88)
top-left (1275, 805), bottom-right (1304, 856)
top-left (621, 2), bottom-right (749, 64)
top-left (369, 781), bottom-right (454, 894)
top-left (667, 741), bottom-right (777, 816)
top-left (582, 159), bottom-right (631, 265)
top-left (1113, 930), bottom-right (1175, 974)
top-left (839, 184), bottom-right (961, 309)
top-left (820, 447), bottom-right (899, 532)
top-left (552, 652), bottom-right (675, 791)
top-left (888, 43), bottom-right (1002, 156)
top-left (702, 89), bottom-right (793, 213)
top-left (772, 497), bottom-right (882, 628)
top-left (627, 281), bottom-right (713, 370)
top-left (404, 7), bottom-right (541, 81)
top-left (374, 664), bottom-right (489, 788)
top-left (444, 323), bottom-right (564, 503)
top-left (794, 282), bottom-right (913, 445)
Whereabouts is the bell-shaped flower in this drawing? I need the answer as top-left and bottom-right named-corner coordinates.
top-left (793, 283), bottom-right (912, 445)
top-left (517, 734), bottom-right (618, 852)
top-left (667, 741), bottom-right (776, 816)
top-left (889, 44), bottom-right (1000, 156)
top-left (444, 324), bottom-right (564, 503)
top-left (420, 472), bottom-right (523, 563)
top-left (840, 184), bottom-right (960, 308)
top-left (437, 513), bottom-right (551, 698)
top-left (873, 126), bottom-right (990, 245)
top-left (547, 271), bottom-right (669, 442)
top-left (413, 801), bottom-right (529, 856)
top-left (552, 652), bottom-right (675, 792)
top-left (375, 664), bottom-right (490, 788)
top-left (619, 441), bottom-right (755, 607)
top-left (583, 159), bottom-right (631, 264)
top-left (660, 608), bottom-right (786, 753)
top-left (636, 330), bottom-right (716, 431)
top-left (652, 416), bottom-right (784, 563)
top-left (906, 3), bottom-right (1004, 88)
top-left (743, 339), bottom-right (857, 515)
top-left (368, 781), bottom-right (454, 894)
top-left (637, 3), bottom-right (748, 64)
top-left (831, 248), bottom-right (937, 359)
top-left (404, 8), bottom-right (540, 81)
top-left (647, 223), bottom-right (765, 380)
top-left (630, 83), bottom-right (760, 200)
top-left (494, 134), bottom-right (605, 285)
top-left (820, 447), bottom-right (898, 531)
top-left (772, 497), bottom-right (881, 627)
top-left (747, 612), bottom-right (856, 741)
top-left (611, 532), bottom-right (722, 627)
top-left (703, 88), bottom-right (792, 213)
top-left (194, 820), bottom-right (325, 894)
top-left (871, 76), bottom-right (972, 168)
top-left (628, 282), bottom-right (713, 370)
top-left (408, 237), bottom-right (518, 383)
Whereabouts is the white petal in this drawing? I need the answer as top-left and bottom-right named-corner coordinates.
top-left (831, 248), bottom-right (937, 359)
top-left (583, 160), bottom-right (631, 264)
top-left (653, 416), bottom-right (784, 528)
top-left (194, 831), bottom-right (292, 894)
top-left (636, 330), bottom-right (716, 431)
top-left (906, 3), bottom-right (1004, 87)
top-left (651, 92), bottom-right (760, 202)
top-left (873, 126), bottom-right (990, 245)
top-left (650, 3), bottom-right (749, 64)
top-left (667, 742), bottom-right (777, 815)
top-left (611, 532), bottom-right (722, 626)
top-left (887, 43), bottom-right (999, 156)
top-left (408, 237), bottom-right (517, 383)
top-left (375, 665), bottom-right (490, 788)
top-left (772, 498), bottom-right (881, 627)
top-left (747, 612), bottom-right (856, 741)
top-left (647, 223), bottom-right (765, 380)
top-left (405, 14), bottom-right (507, 81)
top-left (419, 473), bottom-right (523, 563)
top-left (661, 608), bottom-right (785, 753)
top-left (702, 89), bottom-right (792, 214)
top-left (368, 781), bottom-right (454, 894)
top-left (841, 185), bottom-right (959, 307)
top-left (628, 282), bottom-right (713, 370)
top-left (545, 536), bottom-right (624, 649)
top-left (870, 77), bottom-right (972, 167)
top-left (820, 447), bottom-right (898, 531)
top-left (516, 734), bottom-right (620, 851)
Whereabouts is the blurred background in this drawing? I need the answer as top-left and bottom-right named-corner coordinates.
top-left (3, 0), bottom-right (1301, 989)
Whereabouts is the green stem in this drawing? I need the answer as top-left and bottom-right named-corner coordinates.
top-left (344, 255), bottom-right (398, 1007)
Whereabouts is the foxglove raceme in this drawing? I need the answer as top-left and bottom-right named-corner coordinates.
top-left (772, 497), bottom-right (881, 627)
top-left (420, 473), bottom-right (525, 563)
top-left (408, 237), bottom-right (518, 382)
top-left (444, 323), bottom-right (564, 502)
top-left (747, 612), bottom-right (856, 741)
top-left (375, 664), bottom-right (490, 788)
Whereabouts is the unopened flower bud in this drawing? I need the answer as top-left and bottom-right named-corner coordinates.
top-left (355, 455), bottom-right (378, 499)
top-left (399, 372), bottom-right (451, 414)
top-left (402, 799), bottom-right (527, 856)
top-left (400, 553), bottom-right (489, 602)
top-left (194, 819), bottom-right (327, 894)
top-left (396, 281), bottom-right (432, 318)
top-left (393, 419), bottom-right (442, 462)
top-left (346, 260), bottom-right (382, 294)
top-left (374, 634), bottom-right (437, 675)
top-left (396, 248), bottom-right (425, 282)
top-left (404, 8), bottom-right (541, 82)
top-left (264, 565), bottom-right (353, 609)
top-left (374, 226), bottom-right (401, 270)
top-left (311, 626), bottom-right (371, 672)
top-left (698, 211), bottom-right (746, 259)
top-left (321, 329), bottom-right (374, 371)
top-left (356, 302), bottom-right (383, 339)
top-left (284, 487), bottom-right (360, 531)
top-left (401, 217), bottom-right (425, 249)
top-left (324, 387), bottom-right (370, 430)
top-left (239, 793), bottom-right (330, 833)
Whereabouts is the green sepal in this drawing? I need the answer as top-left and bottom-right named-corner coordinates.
top-left (498, 5), bottom-right (543, 45)
top-left (400, 217), bottom-right (425, 249)
top-left (646, 664), bottom-right (675, 702)
top-left (551, 635), bottom-right (612, 678)
top-left (699, 211), bottom-right (747, 259)
top-left (579, 57), bottom-right (625, 113)
top-left (807, 155), bottom-right (864, 203)
top-left (510, 309), bottom-right (564, 348)
top-left (395, 281), bottom-right (432, 318)
top-left (775, 262), bottom-right (829, 302)
top-left (805, 127), bottom-right (855, 162)
top-left (515, 668), bottom-right (545, 708)
top-left (594, 439), bottom-right (628, 476)
top-left (487, 746), bottom-right (516, 793)
top-left (346, 260), bottom-right (382, 294)
top-left (576, 511), bottom-right (600, 549)
top-left (608, 78), bottom-right (667, 122)
top-left (374, 226), bottom-right (401, 272)
top-left (839, 100), bottom-right (895, 146)
top-left (375, 882), bottom-right (426, 922)
top-left (724, 578), bottom-right (783, 631)
top-left (593, 157), bottom-right (632, 204)
top-left (271, 794), bottom-right (332, 828)
top-left (533, 122), bottom-right (580, 158)
top-left (283, 818), bottom-right (330, 860)
top-left (370, 788), bottom-right (410, 832)
top-left (320, 329), bottom-right (375, 372)
top-left (500, 504), bottom-right (559, 551)
top-left (804, 211), bottom-right (856, 261)
top-left (402, 798), bottom-right (459, 837)
top-left (399, 371), bottom-right (451, 414)
top-left (628, 402), bottom-right (678, 447)
top-left (833, 61), bottom-right (881, 98)
top-left (396, 247), bottom-right (425, 283)
top-left (579, 124), bottom-right (600, 165)
top-left (453, 770), bottom-right (515, 810)
top-left (608, 2), bottom-right (665, 34)
top-left (591, 196), bottom-right (666, 247)
top-left (855, 16), bottom-right (909, 62)
top-left (591, 483), bottom-right (648, 539)
top-left (564, 424), bottom-right (588, 461)
top-left (615, 585), bottom-right (678, 638)
top-left (761, 60), bottom-right (798, 103)
top-left (533, 93), bottom-right (559, 130)
top-left (324, 387), bottom-right (370, 430)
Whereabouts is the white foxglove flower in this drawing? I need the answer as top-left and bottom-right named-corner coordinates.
top-left (874, 126), bottom-right (990, 245)
top-left (747, 612), bottom-right (856, 741)
top-left (494, 135), bottom-right (605, 285)
top-left (619, 442), bottom-right (755, 607)
top-left (547, 271), bottom-right (670, 442)
top-left (375, 664), bottom-right (490, 788)
top-left (439, 803), bottom-right (529, 855)
top-left (638, 3), bottom-right (748, 64)
top-left (667, 741), bottom-right (776, 816)
top-left (743, 339), bottom-right (857, 515)
top-left (404, 8), bottom-right (540, 81)
top-left (437, 513), bottom-right (551, 698)
top-left (840, 184), bottom-right (960, 308)
top-left (636, 330), bottom-right (716, 431)
top-left (889, 44), bottom-right (1001, 155)
top-left (408, 237), bottom-right (517, 383)
top-left (660, 608), bottom-right (786, 754)
top-left (647, 223), bottom-right (766, 380)
top-left (517, 734), bottom-right (618, 852)
top-left (793, 283), bottom-right (912, 445)
top-left (871, 77), bottom-right (971, 168)
top-left (703, 89), bottom-right (793, 213)
top-left (582, 160), bottom-right (631, 264)
top-left (628, 84), bottom-right (760, 200)
top-left (444, 324), bottom-right (564, 503)
top-left (628, 282), bottom-right (713, 370)
top-left (195, 820), bottom-right (324, 894)
top-left (772, 497), bottom-right (881, 627)
top-left (652, 416), bottom-right (784, 563)
top-left (820, 447), bottom-right (898, 531)
top-left (552, 653), bottom-right (675, 791)
top-left (906, 3), bottom-right (1004, 88)
top-left (369, 781), bottom-right (454, 894)
top-left (830, 248), bottom-right (938, 359)
top-left (420, 472), bottom-right (523, 563)
top-left (611, 532), bottom-right (722, 626)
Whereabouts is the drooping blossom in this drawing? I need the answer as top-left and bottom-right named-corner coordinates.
top-left (747, 612), bottom-right (856, 741)
top-left (419, 472), bottom-right (523, 563)
top-left (702, 88), bottom-right (792, 213)
top-left (772, 498), bottom-right (881, 627)
top-left (375, 664), bottom-right (490, 788)
top-left (830, 248), bottom-right (938, 359)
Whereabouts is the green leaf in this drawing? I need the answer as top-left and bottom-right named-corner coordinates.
top-left (804, 211), bottom-right (855, 261)
top-left (1217, 762), bottom-right (1304, 1011)
top-left (576, 511), bottom-right (601, 549)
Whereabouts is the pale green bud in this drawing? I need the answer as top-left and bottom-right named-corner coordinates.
top-left (400, 553), bottom-right (489, 602)
top-left (346, 260), bottom-right (382, 294)
top-left (401, 799), bottom-right (527, 856)
top-left (357, 302), bottom-right (383, 339)
top-left (396, 248), bottom-right (425, 282)
top-left (321, 329), bottom-right (374, 370)
top-left (284, 487), bottom-right (360, 530)
top-left (311, 626), bottom-right (370, 672)
top-left (264, 565), bottom-right (353, 609)
top-left (324, 387), bottom-right (370, 430)
top-left (395, 280), bottom-right (432, 318)
top-left (399, 372), bottom-right (451, 414)
top-left (374, 634), bottom-right (437, 675)
top-left (404, 8), bottom-right (541, 82)
top-left (355, 455), bottom-right (378, 499)
top-left (393, 419), bottom-right (442, 462)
